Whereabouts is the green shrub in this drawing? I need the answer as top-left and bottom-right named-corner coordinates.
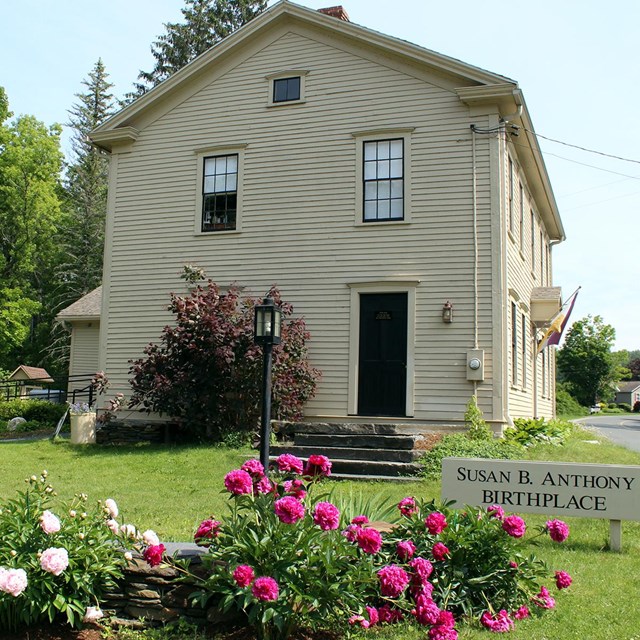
top-left (0, 399), bottom-right (66, 425)
top-left (617, 403), bottom-right (632, 412)
top-left (503, 418), bottom-right (574, 448)
top-left (464, 395), bottom-right (493, 440)
top-left (419, 434), bottom-right (522, 479)
top-left (555, 388), bottom-right (586, 416)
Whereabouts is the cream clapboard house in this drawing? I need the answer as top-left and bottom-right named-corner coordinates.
top-left (76, 1), bottom-right (566, 430)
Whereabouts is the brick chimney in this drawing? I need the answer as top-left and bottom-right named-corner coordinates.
top-left (317, 6), bottom-right (350, 21)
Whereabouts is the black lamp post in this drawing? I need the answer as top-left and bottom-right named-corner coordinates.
top-left (254, 297), bottom-right (282, 473)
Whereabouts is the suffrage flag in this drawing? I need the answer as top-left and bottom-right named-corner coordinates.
top-left (536, 288), bottom-right (580, 355)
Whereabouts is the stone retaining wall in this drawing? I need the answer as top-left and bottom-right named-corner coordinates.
top-left (96, 420), bottom-right (169, 445)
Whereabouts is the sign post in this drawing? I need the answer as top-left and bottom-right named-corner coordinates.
top-left (442, 458), bottom-right (640, 552)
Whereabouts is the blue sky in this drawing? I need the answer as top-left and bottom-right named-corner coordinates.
top-left (2, 0), bottom-right (638, 350)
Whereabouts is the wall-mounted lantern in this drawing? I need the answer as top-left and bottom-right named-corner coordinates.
top-left (442, 301), bottom-right (453, 324)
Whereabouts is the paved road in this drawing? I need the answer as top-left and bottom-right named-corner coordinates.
top-left (576, 414), bottom-right (640, 453)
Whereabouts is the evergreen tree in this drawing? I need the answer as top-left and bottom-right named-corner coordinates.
top-left (59, 59), bottom-right (115, 304)
top-left (129, 0), bottom-right (267, 99)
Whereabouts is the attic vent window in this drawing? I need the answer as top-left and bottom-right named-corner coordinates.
top-left (273, 76), bottom-right (301, 103)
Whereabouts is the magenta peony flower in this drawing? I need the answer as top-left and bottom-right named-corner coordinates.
top-left (502, 515), bottom-right (526, 538)
top-left (513, 605), bottom-right (530, 620)
top-left (410, 556), bottom-right (434, 582)
top-left (396, 539), bottom-right (416, 561)
top-left (255, 476), bottom-right (274, 494)
top-left (437, 610), bottom-right (455, 628)
top-left (313, 501), bottom-right (340, 530)
top-left (304, 454), bottom-right (332, 478)
top-left (555, 570), bottom-right (572, 589)
top-left (487, 504), bottom-right (505, 520)
top-left (283, 478), bottom-right (306, 499)
top-left (429, 624), bottom-right (458, 640)
top-left (40, 510), bottom-right (61, 534)
top-left (274, 496), bottom-right (305, 524)
top-left (194, 518), bottom-right (221, 546)
top-left (377, 564), bottom-right (410, 598)
top-left (356, 527), bottom-right (382, 554)
top-left (143, 543), bottom-right (166, 567)
top-left (546, 519), bottom-right (570, 542)
top-left (413, 595), bottom-right (440, 625)
top-left (252, 576), bottom-right (279, 601)
top-left (224, 469), bottom-right (254, 495)
top-left (425, 511), bottom-right (448, 535)
top-left (348, 614), bottom-right (369, 628)
top-left (377, 604), bottom-right (404, 623)
top-left (0, 568), bottom-right (28, 597)
top-left (366, 605), bottom-right (379, 627)
top-left (241, 458), bottom-right (265, 478)
top-left (432, 542), bottom-right (450, 561)
top-left (480, 610), bottom-right (514, 633)
top-left (233, 564), bottom-right (255, 587)
top-left (533, 585), bottom-right (556, 609)
top-left (351, 514), bottom-right (369, 526)
top-left (40, 547), bottom-right (69, 576)
top-left (398, 496), bottom-right (418, 517)
top-left (276, 453), bottom-right (304, 475)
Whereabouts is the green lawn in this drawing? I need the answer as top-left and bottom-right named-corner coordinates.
top-left (1, 430), bottom-right (639, 639)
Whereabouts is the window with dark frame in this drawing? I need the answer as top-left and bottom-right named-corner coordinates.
top-left (363, 138), bottom-right (404, 222)
top-left (202, 154), bottom-right (238, 232)
top-left (273, 76), bottom-right (301, 103)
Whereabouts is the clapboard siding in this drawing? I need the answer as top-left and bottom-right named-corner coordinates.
top-left (68, 322), bottom-right (100, 391)
top-left (98, 20), bottom-right (561, 427)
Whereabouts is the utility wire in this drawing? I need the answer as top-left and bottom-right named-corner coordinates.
top-left (523, 128), bottom-right (640, 165)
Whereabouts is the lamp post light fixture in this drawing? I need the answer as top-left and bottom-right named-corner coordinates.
top-left (442, 301), bottom-right (454, 324)
top-left (254, 297), bottom-right (282, 473)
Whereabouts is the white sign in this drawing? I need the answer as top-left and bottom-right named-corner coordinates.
top-left (441, 458), bottom-right (640, 521)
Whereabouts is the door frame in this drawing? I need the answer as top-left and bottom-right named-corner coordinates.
top-left (347, 279), bottom-right (419, 417)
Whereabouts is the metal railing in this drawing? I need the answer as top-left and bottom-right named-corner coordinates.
top-left (0, 374), bottom-right (96, 405)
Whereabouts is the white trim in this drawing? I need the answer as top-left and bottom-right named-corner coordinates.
top-left (194, 145), bottom-right (246, 235)
top-left (347, 281), bottom-right (418, 417)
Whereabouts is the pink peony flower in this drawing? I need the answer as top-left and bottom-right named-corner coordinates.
top-left (241, 459), bottom-right (265, 478)
top-left (398, 496), bottom-right (418, 517)
top-left (351, 515), bottom-right (369, 526)
top-left (366, 605), bottom-right (379, 627)
top-left (413, 595), bottom-right (440, 626)
top-left (377, 564), bottom-right (410, 598)
top-left (437, 610), bottom-right (456, 627)
top-left (0, 568), bottom-right (28, 597)
top-left (233, 564), bottom-right (255, 587)
top-left (429, 624), bottom-right (458, 640)
top-left (410, 579), bottom-right (434, 600)
top-left (432, 542), bottom-right (450, 561)
top-left (224, 469), bottom-right (254, 495)
top-left (276, 453), bottom-right (304, 475)
top-left (40, 547), bottom-right (69, 576)
top-left (274, 496), bottom-right (305, 524)
top-left (342, 524), bottom-right (359, 542)
top-left (555, 570), bottom-right (572, 589)
top-left (283, 479), bottom-right (306, 500)
top-left (255, 476), bottom-right (274, 495)
top-left (106, 519), bottom-right (119, 535)
top-left (104, 498), bottom-right (118, 518)
top-left (143, 543), bottom-right (166, 567)
top-left (194, 519), bottom-right (221, 546)
top-left (509, 561), bottom-right (519, 569)
top-left (502, 515), bottom-right (526, 538)
top-left (348, 614), bottom-right (369, 628)
top-left (547, 519), bottom-right (570, 542)
top-left (304, 454), bottom-right (332, 478)
top-left (410, 556), bottom-right (434, 582)
top-left (120, 524), bottom-right (137, 539)
top-left (40, 510), bottom-right (61, 534)
top-left (487, 504), bottom-right (505, 520)
top-left (396, 539), bottom-right (416, 561)
top-left (83, 606), bottom-right (104, 622)
top-left (252, 576), bottom-right (279, 601)
top-left (425, 511), bottom-right (448, 535)
top-left (356, 527), bottom-right (382, 554)
top-left (142, 529), bottom-right (160, 546)
top-left (313, 501), bottom-right (340, 530)
top-left (480, 610), bottom-right (514, 633)
top-left (513, 605), bottom-right (530, 620)
top-left (377, 604), bottom-right (404, 623)
top-left (533, 585), bottom-right (556, 609)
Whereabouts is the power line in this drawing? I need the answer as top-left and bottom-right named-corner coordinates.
top-left (523, 128), bottom-right (640, 165)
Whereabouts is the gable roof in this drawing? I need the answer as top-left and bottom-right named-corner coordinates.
top-left (56, 286), bottom-right (102, 322)
top-left (90, 0), bottom-right (563, 241)
top-left (9, 365), bottom-right (53, 382)
top-left (617, 381), bottom-right (640, 393)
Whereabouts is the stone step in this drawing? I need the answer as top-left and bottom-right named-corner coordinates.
top-left (329, 458), bottom-right (422, 478)
top-left (270, 444), bottom-right (423, 463)
top-left (275, 421), bottom-right (417, 436)
top-left (293, 433), bottom-right (420, 450)
top-left (330, 472), bottom-right (422, 483)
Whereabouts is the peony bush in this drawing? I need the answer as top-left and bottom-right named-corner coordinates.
top-left (0, 472), bottom-right (136, 630)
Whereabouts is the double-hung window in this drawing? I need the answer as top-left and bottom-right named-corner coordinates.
top-left (363, 139), bottom-right (404, 222)
top-left (201, 153), bottom-right (238, 232)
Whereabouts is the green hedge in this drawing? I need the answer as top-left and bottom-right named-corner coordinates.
top-left (0, 399), bottom-right (67, 427)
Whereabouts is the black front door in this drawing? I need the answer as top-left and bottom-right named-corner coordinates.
top-left (357, 293), bottom-right (407, 416)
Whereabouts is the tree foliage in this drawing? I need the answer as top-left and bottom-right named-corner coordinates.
top-left (556, 315), bottom-right (625, 406)
top-left (130, 0), bottom-right (267, 98)
top-left (128, 276), bottom-right (320, 441)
